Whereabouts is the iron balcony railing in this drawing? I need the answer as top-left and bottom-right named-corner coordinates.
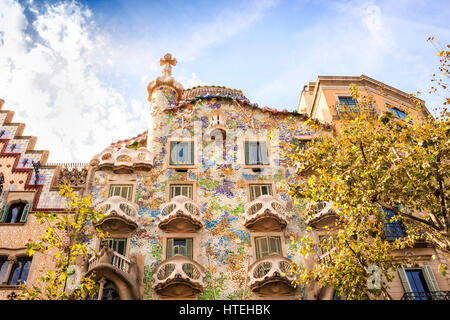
top-left (401, 291), bottom-right (450, 300)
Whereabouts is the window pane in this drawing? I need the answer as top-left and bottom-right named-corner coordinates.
top-left (107, 239), bottom-right (127, 255)
top-left (269, 236), bottom-right (282, 255)
top-left (169, 185), bottom-right (193, 199)
top-left (338, 97), bottom-right (359, 112)
top-left (255, 236), bottom-right (282, 260)
top-left (109, 185), bottom-right (132, 201)
top-left (167, 238), bottom-right (193, 259)
top-left (170, 142), bottom-right (194, 165)
top-left (8, 258), bottom-right (31, 285)
top-left (339, 97), bottom-right (357, 106)
top-left (19, 260), bottom-right (31, 284)
top-left (0, 257), bottom-right (8, 283)
top-left (249, 184), bottom-right (273, 201)
top-left (382, 209), bottom-right (407, 240)
top-left (7, 203), bottom-right (26, 223)
top-left (255, 237), bottom-right (269, 260)
top-left (406, 269), bottom-right (430, 300)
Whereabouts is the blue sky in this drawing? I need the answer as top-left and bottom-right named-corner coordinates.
top-left (0, 0), bottom-right (449, 162)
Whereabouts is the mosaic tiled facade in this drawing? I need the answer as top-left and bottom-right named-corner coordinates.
top-left (0, 56), bottom-right (448, 300)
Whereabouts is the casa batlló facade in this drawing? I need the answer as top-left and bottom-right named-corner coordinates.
top-left (0, 54), bottom-right (448, 300)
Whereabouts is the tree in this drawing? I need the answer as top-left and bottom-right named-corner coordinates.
top-left (17, 184), bottom-right (107, 300)
top-left (286, 45), bottom-right (449, 299)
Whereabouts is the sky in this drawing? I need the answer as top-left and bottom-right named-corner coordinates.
top-left (0, 0), bottom-right (449, 162)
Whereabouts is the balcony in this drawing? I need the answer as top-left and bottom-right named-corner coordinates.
top-left (94, 196), bottom-right (139, 233)
top-left (158, 196), bottom-right (204, 232)
top-left (92, 146), bottom-right (153, 173)
top-left (244, 195), bottom-right (288, 231)
top-left (153, 255), bottom-right (205, 299)
top-left (85, 246), bottom-right (141, 299)
top-left (248, 253), bottom-right (296, 297)
top-left (305, 201), bottom-right (337, 227)
top-left (401, 291), bottom-right (450, 300)
top-left (89, 249), bottom-right (131, 274)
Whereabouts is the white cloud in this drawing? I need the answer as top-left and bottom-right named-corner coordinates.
top-left (250, 0), bottom-right (450, 113)
top-left (0, 0), bottom-right (147, 162)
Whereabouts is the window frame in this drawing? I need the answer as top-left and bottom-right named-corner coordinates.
top-left (104, 238), bottom-right (128, 256)
top-left (385, 102), bottom-right (408, 121)
top-left (337, 96), bottom-right (359, 113)
top-left (385, 103), bottom-right (411, 122)
top-left (250, 232), bottom-right (286, 262)
top-left (162, 233), bottom-right (198, 261)
top-left (0, 253), bottom-right (33, 287)
top-left (381, 208), bottom-right (408, 241)
top-left (108, 184), bottom-right (134, 202)
top-left (247, 181), bottom-right (275, 202)
top-left (398, 265), bottom-right (441, 299)
top-left (7, 256), bottom-right (32, 286)
top-left (242, 139), bottom-right (272, 168)
top-left (167, 138), bottom-right (197, 169)
top-left (1, 200), bottom-right (32, 224)
top-left (166, 181), bottom-right (196, 202)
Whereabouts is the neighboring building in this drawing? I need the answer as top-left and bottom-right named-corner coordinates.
top-left (298, 75), bottom-right (431, 131)
top-left (298, 75), bottom-right (449, 300)
top-left (0, 56), bottom-right (448, 300)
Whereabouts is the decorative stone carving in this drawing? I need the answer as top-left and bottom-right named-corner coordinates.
top-left (183, 86), bottom-right (248, 101)
top-left (147, 53), bottom-right (184, 103)
top-left (92, 146), bottom-right (153, 174)
top-left (50, 164), bottom-right (88, 190)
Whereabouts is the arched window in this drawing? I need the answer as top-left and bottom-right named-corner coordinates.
top-left (0, 256), bottom-right (9, 283)
top-left (8, 256), bottom-right (32, 285)
top-left (101, 281), bottom-right (120, 300)
top-left (1, 201), bottom-right (32, 223)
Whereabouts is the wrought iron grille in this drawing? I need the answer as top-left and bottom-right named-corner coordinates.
top-left (401, 291), bottom-right (450, 300)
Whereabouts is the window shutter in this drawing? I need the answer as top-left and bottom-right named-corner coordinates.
top-left (186, 238), bottom-right (193, 260)
top-left (244, 141), bottom-right (249, 165)
top-left (269, 236), bottom-right (282, 255)
top-left (0, 204), bottom-right (8, 222)
top-left (166, 238), bottom-right (174, 259)
top-left (184, 185), bottom-right (193, 199)
top-left (249, 185), bottom-right (260, 201)
top-left (398, 267), bottom-right (413, 293)
top-left (190, 142), bottom-right (194, 164)
top-left (169, 142), bottom-right (176, 165)
top-left (19, 201), bottom-right (32, 223)
top-left (422, 265), bottom-right (440, 292)
top-left (255, 237), bottom-right (263, 260)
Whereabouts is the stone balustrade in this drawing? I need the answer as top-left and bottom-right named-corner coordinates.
top-left (89, 250), bottom-right (131, 274)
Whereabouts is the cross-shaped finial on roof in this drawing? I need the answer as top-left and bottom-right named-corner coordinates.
top-left (160, 53), bottom-right (177, 77)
